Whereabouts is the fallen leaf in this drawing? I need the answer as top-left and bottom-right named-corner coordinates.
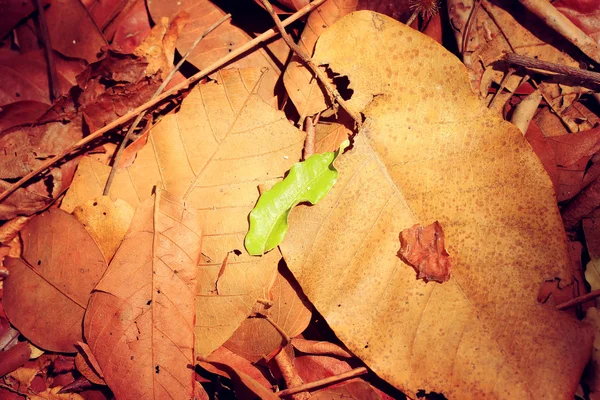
top-left (224, 265), bottom-right (312, 362)
top-left (245, 141), bottom-right (347, 255)
top-left (311, 381), bottom-right (382, 400)
top-left (146, 0), bottom-right (290, 104)
top-left (555, 0), bottom-right (600, 43)
top-left (71, 196), bottom-right (135, 262)
top-left (62, 67), bottom-right (305, 355)
top-left (0, 216), bottom-right (30, 244)
top-left (201, 346), bottom-right (274, 390)
top-left (0, 50), bottom-right (85, 107)
top-left (45, 0), bottom-right (107, 63)
top-left (280, 11), bottom-right (592, 398)
top-left (197, 359), bottom-right (279, 400)
top-left (399, 221), bottom-right (451, 283)
top-left (291, 339), bottom-right (352, 358)
top-left (84, 190), bottom-right (200, 400)
top-left (0, 101), bottom-right (53, 133)
top-left (81, 0), bottom-right (130, 30)
top-left (282, 0), bottom-right (412, 117)
top-left (0, 342), bottom-right (32, 377)
top-left (29, 387), bottom-right (84, 400)
top-left (0, 0), bottom-right (49, 38)
top-left (110, 0), bottom-right (152, 53)
top-left (3, 209), bottom-right (107, 352)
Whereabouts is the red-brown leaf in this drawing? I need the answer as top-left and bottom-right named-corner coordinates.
top-left (398, 221), bottom-right (451, 283)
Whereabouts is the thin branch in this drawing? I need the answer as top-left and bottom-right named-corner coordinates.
top-left (276, 367), bottom-right (368, 397)
top-left (273, 349), bottom-right (310, 400)
top-left (259, 0), bottom-right (363, 126)
top-left (461, 0), bottom-right (481, 55)
top-left (503, 53), bottom-right (600, 84)
top-left (487, 68), bottom-right (515, 109)
top-left (34, 0), bottom-right (60, 101)
top-left (0, 0), bottom-right (328, 204)
top-left (556, 289), bottom-right (600, 310)
top-left (103, 13), bottom-right (232, 196)
top-left (262, 314), bottom-right (291, 346)
top-left (518, 0), bottom-right (600, 64)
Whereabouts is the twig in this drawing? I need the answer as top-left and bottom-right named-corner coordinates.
top-left (503, 53), bottom-right (600, 84)
top-left (103, 13), bottom-right (232, 196)
top-left (406, 9), bottom-right (418, 27)
top-left (259, 0), bottom-right (362, 126)
top-left (262, 314), bottom-right (291, 346)
top-left (273, 349), bottom-right (310, 400)
top-left (277, 367), bottom-right (368, 397)
top-left (461, 0), bottom-right (481, 54)
top-left (529, 78), bottom-right (575, 133)
top-left (0, 0), bottom-right (328, 204)
top-left (556, 289), bottom-right (600, 310)
top-left (518, 0), bottom-right (600, 64)
top-left (34, 0), bottom-right (60, 100)
top-left (303, 113), bottom-right (319, 160)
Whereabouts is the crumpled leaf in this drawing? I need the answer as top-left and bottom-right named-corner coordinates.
top-left (3, 209), bottom-right (107, 352)
top-left (224, 266), bottom-right (312, 362)
top-left (245, 141), bottom-right (347, 256)
top-left (84, 190), bottom-right (200, 400)
top-left (280, 11), bottom-right (592, 399)
top-left (62, 67), bottom-right (305, 356)
top-left (399, 221), bottom-right (451, 283)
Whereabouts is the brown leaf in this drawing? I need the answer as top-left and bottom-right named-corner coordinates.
top-left (197, 359), bottom-right (279, 400)
top-left (291, 339), bottom-right (352, 359)
top-left (0, 50), bottom-right (85, 107)
top-left (0, 0), bottom-right (49, 38)
top-left (280, 12), bottom-right (592, 398)
top-left (0, 101), bottom-right (53, 133)
top-left (0, 342), bottom-right (32, 377)
top-left (201, 346), bottom-right (274, 390)
top-left (110, 0), bottom-right (152, 53)
top-left (3, 209), bottom-right (107, 352)
top-left (71, 196), bottom-right (135, 262)
top-left (147, 0), bottom-right (289, 105)
top-left (84, 190), bottom-right (200, 399)
top-left (74, 342), bottom-right (105, 386)
top-left (62, 67), bottom-right (305, 356)
top-left (0, 216), bottom-right (31, 244)
top-left (398, 221), bottom-right (451, 283)
top-left (45, 0), bottom-right (107, 63)
top-left (224, 265), bottom-right (312, 362)
top-left (311, 381), bottom-right (382, 400)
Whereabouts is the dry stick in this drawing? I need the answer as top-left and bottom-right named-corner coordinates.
top-left (34, 0), bottom-right (60, 101)
top-left (103, 13), bottom-right (232, 196)
top-left (518, 0), bottom-right (600, 64)
top-left (277, 367), bottom-right (369, 398)
top-left (556, 289), bottom-right (600, 310)
top-left (487, 68), bottom-right (515, 109)
top-left (0, 0), bottom-right (328, 204)
top-left (406, 9), bottom-right (419, 27)
top-left (274, 349), bottom-right (310, 400)
top-left (503, 53), bottom-right (600, 84)
top-left (259, 0), bottom-right (362, 126)
top-left (461, 0), bottom-right (481, 54)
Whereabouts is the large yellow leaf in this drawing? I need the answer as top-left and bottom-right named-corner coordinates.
top-left (63, 68), bottom-right (305, 356)
top-left (280, 11), bottom-right (593, 399)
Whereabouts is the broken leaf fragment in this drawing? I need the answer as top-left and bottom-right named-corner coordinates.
top-left (245, 140), bottom-right (349, 256)
top-left (399, 221), bottom-right (451, 283)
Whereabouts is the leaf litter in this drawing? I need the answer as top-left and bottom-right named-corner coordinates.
top-left (1, 0), bottom-right (600, 399)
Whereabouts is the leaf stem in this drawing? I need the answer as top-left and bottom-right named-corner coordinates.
top-left (34, 0), bottom-right (60, 101)
top-left (0, 0), bottom-right (328, 205)
top-left (259, 0), bottom-right (363, 126)
top-left (103, 13), bottom-right (232, 196)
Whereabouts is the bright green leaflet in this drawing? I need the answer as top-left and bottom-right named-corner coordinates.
top-left (245, 140), bottom-right (349, 256)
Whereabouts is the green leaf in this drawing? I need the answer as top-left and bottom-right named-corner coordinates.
top-left (245, 141), bottom-right (349, 256)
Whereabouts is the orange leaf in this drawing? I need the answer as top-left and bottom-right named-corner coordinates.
top-left (399, 221), bottom-right (451, 283)
top-left (84, 190), bottom-right (200, 399)
top-left (3, 210), bottom-right (107, 352)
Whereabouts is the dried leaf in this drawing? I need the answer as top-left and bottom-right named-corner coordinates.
top-left (3, 210), bottom-right (107, 352)
top-left (0, 0), bottom-right (48, 38)
top-left (0, 342), bottom-right (32, 377)
top-left (45, 0), bottom-right (107, 63)
top-left (245, 141), bottom-right (347, 255)
top-left (84, 191), bottom-right (199, 399)
top-left (110, 0), bottom-right (152, 53)
top-left (63, 67), bottom-right (305, 356)
top-left (71, 196), bottom-right (135, 262)
top-left (147, 0), bottom-right (289, 104)
top-left (0, 50), bottom-right (85, 107)
top-left (29, 387), bottom-right (84, 400)
top-left (311, 381), bottom-right (382, 400)
top-left (280, 12), bottom-right (592, 398)
top-left (202, 346), bottom-right (274, 390)
top-left (398, 221), bottom-right (451, 283)
top-left (0, 217), bottom-right (31, 244)
top-left (74, 342), bottom-right (105, 386)
top-left (224, 267), bottom-right (312, 362)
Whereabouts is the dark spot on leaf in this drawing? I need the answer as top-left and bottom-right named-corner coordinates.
top-left (157, 289), bottom-right (161, 294)
top-left (103, 212), bottom-right (106, 216)
top-left (37, 260), bottom-right (41, 265)
top-left (93, 202), bottom-right (98, 206)
top-left (233, 249), bottom-right (242, 256)
top-left (338, 304), bottom-right (341, 307)
top-left (130, 356), bottom-right (134, 360)
top-left (15, 92), bottom-right (20, 97)
top-left (155, 366), bottom-right (160, 374)
top-left (146, 300), bottom-right (152, 305)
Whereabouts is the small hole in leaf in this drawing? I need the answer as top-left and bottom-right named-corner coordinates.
top-left (102, 212), bottom-right (106, 216)
top-left (146, 300), bottom-right (152, 305)
top-left (93, 202), bottom-right (98, 206)
top-left (157, 290), bottom-right (161, 294)
top-left (37, 260), bottom-right (41, 265)
top-left (155, 366), bottom-right (160, 374)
